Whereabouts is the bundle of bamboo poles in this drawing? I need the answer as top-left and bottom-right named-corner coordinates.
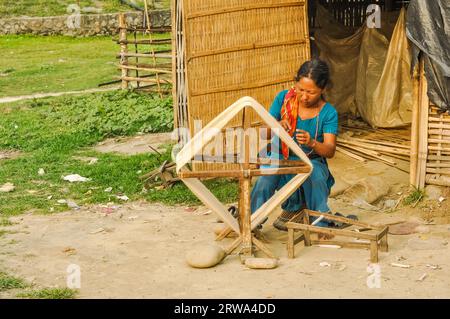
top-left (115, 7), bottom-right (172, 97)
top-left (336, 117), bottom-right (411, 172)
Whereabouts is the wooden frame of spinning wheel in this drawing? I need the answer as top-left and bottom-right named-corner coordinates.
top-left (176, 97), bottom-right (313, 261)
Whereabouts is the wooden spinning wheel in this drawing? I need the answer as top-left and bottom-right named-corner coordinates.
top-left (176, 97), bottom-right (313, 260)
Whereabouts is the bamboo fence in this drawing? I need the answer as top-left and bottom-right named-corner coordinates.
top-left (409, 57), bottom-right (450, 188)
top-left (116, 9), bottom-right (172, 97)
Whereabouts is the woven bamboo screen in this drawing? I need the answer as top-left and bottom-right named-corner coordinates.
top-left (425, 105), bottom-right (450, 187)
top-left (173, 0), bottom-right (310, 136)
top-left (411, 60), bottom-right (450, 188)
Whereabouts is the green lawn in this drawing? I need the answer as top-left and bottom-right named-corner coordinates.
top-left (0, 31), bottom-right (235, 218)
top-left (0, 34), bottom-right (171, 98)
top-left (0, 271), bottom-right (28, 291)
top-left (1, 1), bottom-right (130, 18)
top-left (0, 0), bottom-right (170, 18)
top-left (127, 0), bottom-right (172, 10)
top-left (0, 91), bottom-right (237, 217)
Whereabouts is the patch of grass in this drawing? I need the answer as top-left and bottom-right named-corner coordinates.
top-left (0, 218), bottom-right (14, 226)
top-left (0, 0), bottom-right (140, 18)
top-left (0, 34), bottom-right (170, 97)
top-left (0, 0), bottom-right (171, 18)
top-left (131, 0), bottom-right (171, 10)
top-left (403, 186), bottom-right (426, 206)
top-left (0, 90), bottom-right (175, 216)
top-left (145, 178), bottom-right (238, 206)
top-left (0, 230), bottom-right (14, 238)
top-left (0, 272), bottom-right (27, 291)
top-left (0, 90), bottom-right (173, 150)
top-left (0, 87), bottom-right (238, 216)
top-left (17, 288), bottom-right (78, 299)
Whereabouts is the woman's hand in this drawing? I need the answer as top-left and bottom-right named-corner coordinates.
top-left (296, 129), bottom-right (313, 146)
top-left (279, 119), bottom-right (291, 132)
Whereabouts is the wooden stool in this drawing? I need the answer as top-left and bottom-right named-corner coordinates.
top-left (286, 210), bottom-right (389, 263)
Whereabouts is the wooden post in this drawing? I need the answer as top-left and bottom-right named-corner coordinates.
top-left (303, 211), bottom-right (311, 247)
top-left (410, 63), bottom-right (420, 186)
top-left (133, 30), bottom-right (140, 89)
top-left (144, 0), bottom-right (163, 98)
top-left (239, 107), bottom-right (252, 257)
top-left (436, 109), bottom-right (444, 183)
top-left (380, 233), bottom-right (389, 253)
top-left (119, 14), bottom-right (129, 90)
top-left (171, 0), bottom-right (178, 137)
top-left (288, 228), bottom-right (295, 259)
top-left (370, 240), bottom-right (379, 263)
top-left (239, 178), bottom-right (252, 257)
top-left (416, 57), bottom-right (429, 189)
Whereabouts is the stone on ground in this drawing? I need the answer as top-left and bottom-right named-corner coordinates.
top-left (186, 244), bottom-right (226, 268)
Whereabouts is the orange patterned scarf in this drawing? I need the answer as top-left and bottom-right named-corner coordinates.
top-left (280, 87), bottom-right (299, 159)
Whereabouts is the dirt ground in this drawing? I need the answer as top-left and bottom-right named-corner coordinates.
top-left (94, 132), bottom-right (173, 155)
top-left (0, 150), bottom-right (22, 161)
top-left (1, 151), bottom-right (449, 299)
top-left (0, 87), bottom-right (119, 105)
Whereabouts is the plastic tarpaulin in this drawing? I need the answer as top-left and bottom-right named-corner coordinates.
top-left (314, 5), bottom-right (362, 115)
top-left (356, 10), bottom-right (413, 127)
top-left (314, 6), bottom-right (413, 128)
top-left (406, 0), bottom-right (450, 113)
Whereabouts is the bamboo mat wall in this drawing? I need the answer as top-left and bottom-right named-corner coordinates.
top-left (173, 0), bottom-right (310, 171)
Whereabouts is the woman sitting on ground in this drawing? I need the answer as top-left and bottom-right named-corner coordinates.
top-left (251, 59), bottom-right (338, 231)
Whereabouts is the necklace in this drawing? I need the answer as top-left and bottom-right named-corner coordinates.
top-left (305, 113), bottom-right (320, 157)
top-left (299, 103), bottom-right (325, 157)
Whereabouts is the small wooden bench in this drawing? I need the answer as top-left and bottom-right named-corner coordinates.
top-left (286, 210), bottom-right (389, 263)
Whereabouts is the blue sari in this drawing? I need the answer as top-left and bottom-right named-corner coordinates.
top-left (250, 90), bottom-right (339, 226)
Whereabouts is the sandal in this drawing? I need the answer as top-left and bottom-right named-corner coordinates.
top-left (273, 210), bottom-right (302, 232)
top-left (228, 205), bottom-right (239, 219)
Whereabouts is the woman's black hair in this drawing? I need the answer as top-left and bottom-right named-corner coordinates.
top-left (295, 59), bottom-right (330, 90)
